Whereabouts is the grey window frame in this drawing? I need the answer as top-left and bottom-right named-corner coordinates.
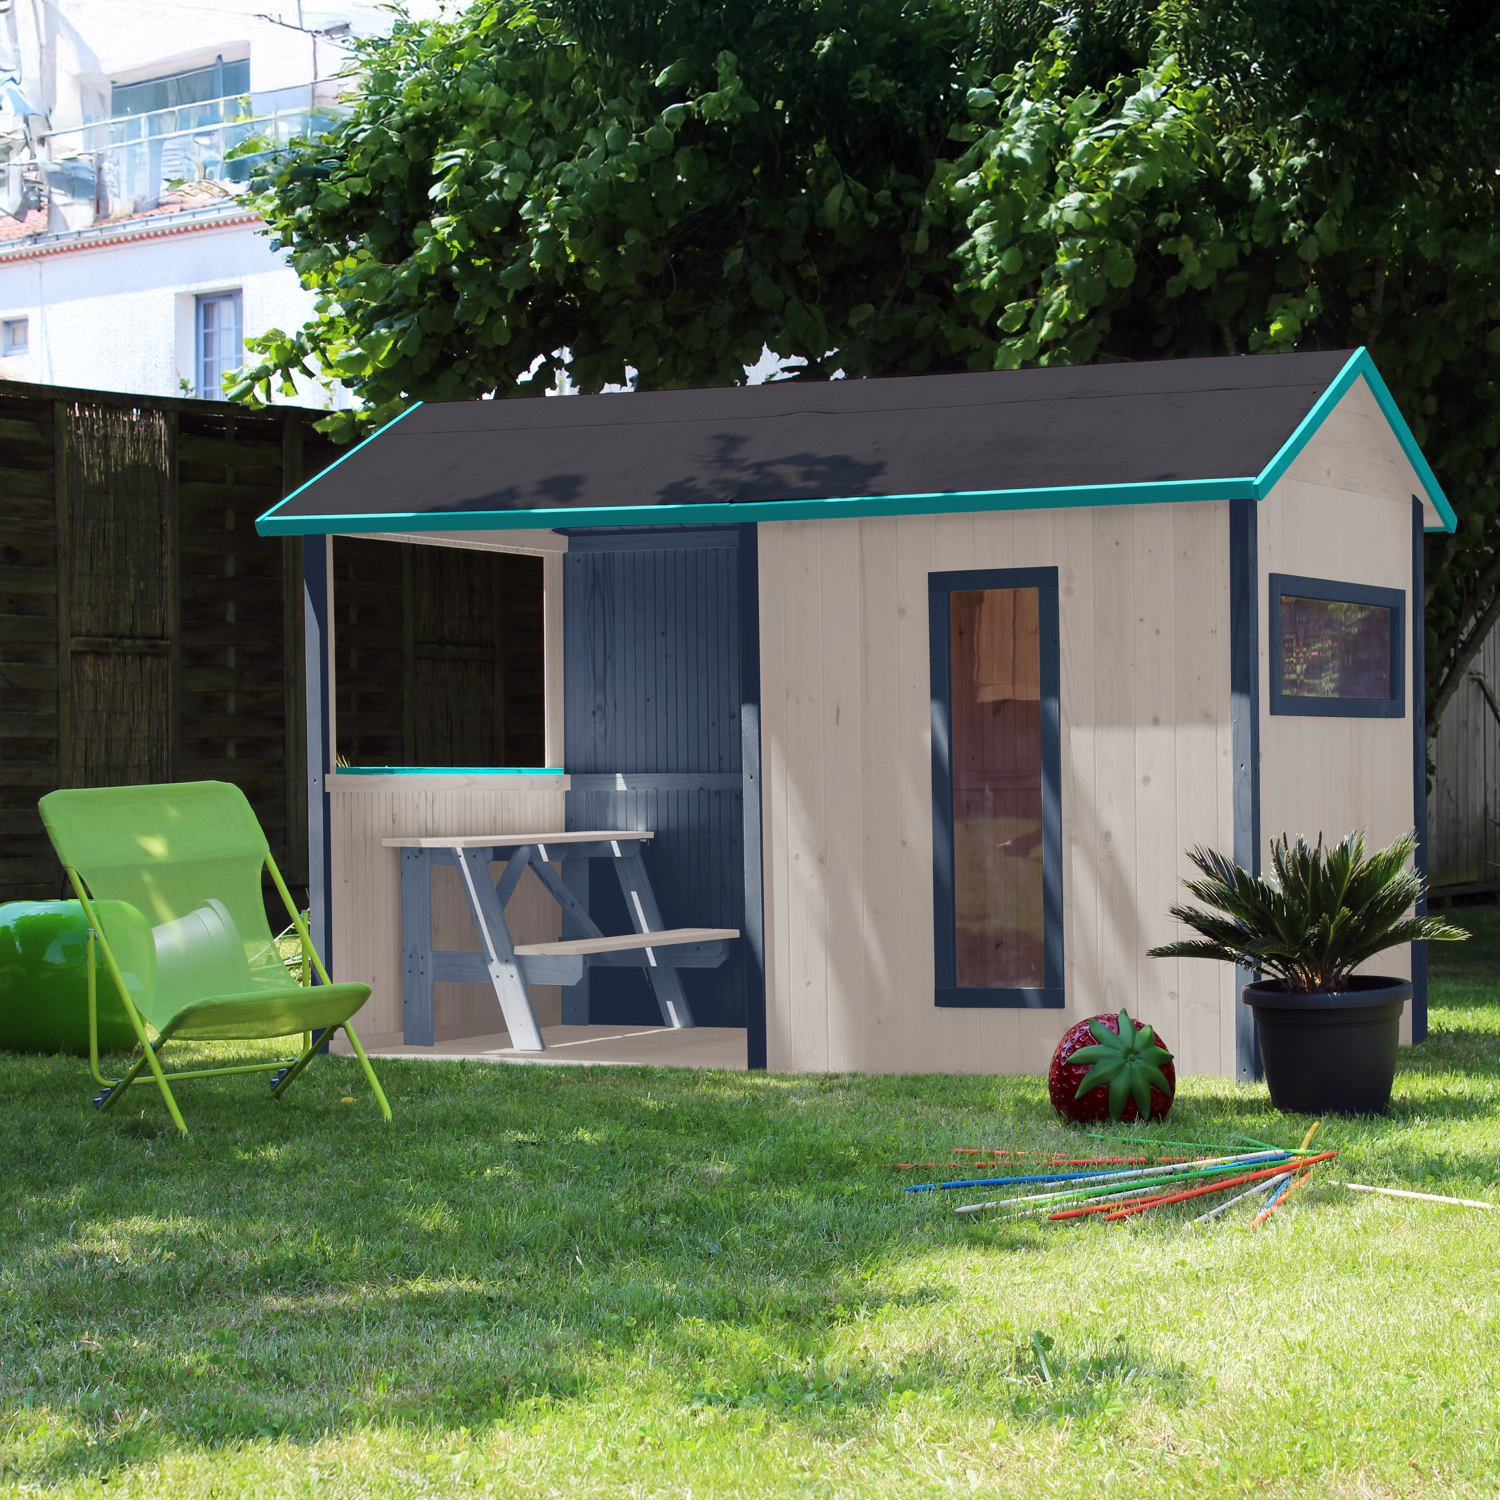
top-left (1268, 572), bottom-right (1405, 719)
top-left (3, 317), bottom-right (28, 355)
top-left (196, 290), bottom-right (243, 401)
top-left (928, 565), bottom-right (1065, 1009)
top-left (111, 56), bottom-right (250, 117)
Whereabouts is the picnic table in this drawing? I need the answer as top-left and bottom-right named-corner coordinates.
top-left (384, 830), bottom-right (738, 1050)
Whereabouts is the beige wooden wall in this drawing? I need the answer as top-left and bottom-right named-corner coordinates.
top-left (757, 501), bottom-right (1238, 1077)
top-left (328, 775), bottom-right (567, 1041)
top-left (1259, 377), bottom-right (1422, 1041)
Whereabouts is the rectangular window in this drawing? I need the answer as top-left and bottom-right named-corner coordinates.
top-left (1269, 573), bottom-right (1404, 718)
top-left (112, 57), bottom-right (250, 117)
top-left (2, 317), bottom-right (27, 355)
top-left (196, 291), bottom-right (242, 400)
top-left (930, 567), bottom-right (1063, 1007)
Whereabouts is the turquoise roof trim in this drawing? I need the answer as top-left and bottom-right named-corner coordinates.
top-left (254, 348), bottom-right (1456, 537)
top-left (267, 399), bottom-right (425, 519)
top-left (1249, 347), bottom-right (1455, 532)
top-left (256, 474), bottom-right (1256, 536)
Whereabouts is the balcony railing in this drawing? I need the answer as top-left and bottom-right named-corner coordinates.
top-left (37, 81), bottom-right (349, 229)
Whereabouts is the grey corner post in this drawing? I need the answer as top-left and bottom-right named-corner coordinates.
top-left (401, 848), bottom-right (434, 1046)
top-left (1230, 498), bottom-right (1263, 1082)
top-left (304, 534), bottom-right (334, 988)
top-left (739, 522), bottom-right (767, 1069)
top-left (1412, 497), bottom-right (1428, 1043)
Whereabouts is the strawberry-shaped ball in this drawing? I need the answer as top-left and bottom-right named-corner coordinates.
top-left (1049, 1009), bottom-right (1176, 1124)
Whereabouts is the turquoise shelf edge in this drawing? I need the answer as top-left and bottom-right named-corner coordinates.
top-left (335, 766), bottom-right (565, 775)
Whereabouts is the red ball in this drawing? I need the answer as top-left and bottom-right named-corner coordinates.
top-left (1048, 1013), bottom-right (1176, 1124)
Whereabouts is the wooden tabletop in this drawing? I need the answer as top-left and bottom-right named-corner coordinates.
top-left (382, 830), bottom-right (654, 849)
top-left (513, 927), bottom-right (739, 957)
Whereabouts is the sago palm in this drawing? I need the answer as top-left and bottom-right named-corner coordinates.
top-left (1147, 829), bottom-right (1467, 993)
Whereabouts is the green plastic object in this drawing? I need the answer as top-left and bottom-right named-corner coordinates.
top-left (0, 901), bottom-right (136, 1054)
top-left (36, 779), bottom-right (391, 1132)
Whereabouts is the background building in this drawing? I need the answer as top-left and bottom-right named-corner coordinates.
top-left (0, 1), bottom-right (441, 405)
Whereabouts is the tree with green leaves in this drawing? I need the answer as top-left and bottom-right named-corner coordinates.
top-left (232, 0), bottom-right (1500, 727)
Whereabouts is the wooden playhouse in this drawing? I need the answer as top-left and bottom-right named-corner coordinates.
top-left (255, 348), bottom-right (1453, 1081)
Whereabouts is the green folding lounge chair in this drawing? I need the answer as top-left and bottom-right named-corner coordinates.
top-left (38, 780), bottom-right (390, 1134)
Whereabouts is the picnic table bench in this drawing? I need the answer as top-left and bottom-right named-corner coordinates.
top-left (384, 830), bottom-right (738, 1050)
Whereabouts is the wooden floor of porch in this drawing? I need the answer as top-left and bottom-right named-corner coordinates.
top-left (329, 1024), bottom-right (748, 1070)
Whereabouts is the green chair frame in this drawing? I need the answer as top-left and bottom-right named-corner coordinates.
top-left (67, 851), bottom-right (390, 1136)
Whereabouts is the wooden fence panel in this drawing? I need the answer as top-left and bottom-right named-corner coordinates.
top-left (0, 396), bottom-right (61, 895)
top-left (1, 383), bottom-right (547, 909)
top-left (1427, 622), bottom-right (1500, 894)
top-left (176, 406), bottom-right (314, 879)
top-left (63, 402), bottom-right (175, 794)
top-left (0, 382), bottom-right (336, 905)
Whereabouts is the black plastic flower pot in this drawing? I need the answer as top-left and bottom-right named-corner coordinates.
top-left (1242, 976), bottom-right (1412, 1116)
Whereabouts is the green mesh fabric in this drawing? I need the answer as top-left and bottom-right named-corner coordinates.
top-left (38, 781), bottom-right (331, 1033)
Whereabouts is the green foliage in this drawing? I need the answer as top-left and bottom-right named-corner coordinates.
top-left (1066, 1008), bottom-right (1173, 1120)
top-left (233, 0), bottom-right (1500, 722)
top-left (1147, 829), bottom-right (1468, 993)
top-left (232, 0), bottom-right (989, 425)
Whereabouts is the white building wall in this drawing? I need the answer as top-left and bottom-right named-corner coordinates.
top-left (0, 218), bottom-right (333, 404)
top-left (0, 0), bottom-right (451, 405)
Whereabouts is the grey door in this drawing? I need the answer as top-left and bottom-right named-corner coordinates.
top-left (563, 529), bottom-right (749, 1029)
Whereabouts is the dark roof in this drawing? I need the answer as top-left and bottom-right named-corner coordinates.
top-left (257, 349), bottom-right (1454, 534)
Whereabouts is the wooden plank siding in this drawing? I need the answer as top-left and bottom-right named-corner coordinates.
top-left (755, 378), bottom-right (1425, 1077)
top-left (1258, 379), bottom-right (1421, 1042)
top-left (758, 503), bottom-right (1236, 1077)
top-left (0, 381), bottom-right (343, 905)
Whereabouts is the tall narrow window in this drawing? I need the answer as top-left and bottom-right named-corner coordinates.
top-left (196, 291), bottom-right (242, 400)
top-left (930, 566), bottom-right (1063, 1007)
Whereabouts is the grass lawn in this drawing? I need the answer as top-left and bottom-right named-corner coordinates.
top-left (3, 923), bottom-right (1499, 1498)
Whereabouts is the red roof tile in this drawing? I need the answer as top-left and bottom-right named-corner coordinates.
top-left (0, 180), bottom-right (252, 249)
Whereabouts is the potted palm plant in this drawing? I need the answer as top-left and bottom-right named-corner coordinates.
top-left (1147, 830), bottom-right (1466, 1115)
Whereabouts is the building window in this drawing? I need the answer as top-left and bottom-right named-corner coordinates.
top-left (2, 317), bottom-right (27, 355)
top-left (196, 292), bottom-right (242, 400)
top-left (112, 57), bottom-right (250, 117)
top-left (929, 566), bottom-right (1064, 1008)
top-left (1269, 573), bottom-right (1405, 718)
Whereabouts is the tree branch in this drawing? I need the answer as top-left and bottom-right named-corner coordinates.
top-left (1433, 549), bottom-right (1500, 669)
top-left (1429, 576), bottom-right (1500, 732)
